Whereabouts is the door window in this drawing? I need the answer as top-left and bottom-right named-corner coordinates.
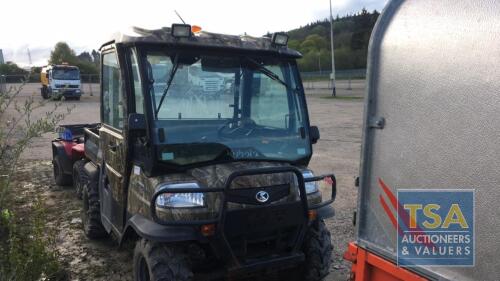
top-left (102, 51), bottom-right (124, 129)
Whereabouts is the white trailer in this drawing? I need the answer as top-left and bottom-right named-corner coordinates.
top-left (345, 1), bottom-right (500, 280)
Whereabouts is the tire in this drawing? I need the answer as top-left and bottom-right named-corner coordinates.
top-left (73, 159), bottom-right (88, 199)
top-left (82, 176), bottom-right (107, 239)
top-left (41, 87), bottom-right (49, 99)
top-left (53, 155), bottom-right (72, 186)
top-left (133, 239), bottom-right (193, 281)
top-left (300, 219), bottom-right (333, 281)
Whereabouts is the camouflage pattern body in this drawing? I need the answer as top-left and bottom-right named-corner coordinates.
top-left (127, 161), bottom-right (323, 223)
top-left (107, 26), bottom-right (302, 58)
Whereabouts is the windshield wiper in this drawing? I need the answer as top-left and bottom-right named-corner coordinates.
top-left (245, 57), bottom-right (291, 89)
top-left (155, 54), bottom-right (179, 117)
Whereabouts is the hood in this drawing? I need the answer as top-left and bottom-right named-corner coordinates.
top-left (189, 161), bottom-right (298, 189)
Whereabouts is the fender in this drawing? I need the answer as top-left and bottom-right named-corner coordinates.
top-left (83, 161), bottom-right (99, 182)
top-left (317, 205), bottom-right (335, 220)
top-left (120, 214), bottom-right (201, 245)
top-left (52, 140), bottom-right (73, 175)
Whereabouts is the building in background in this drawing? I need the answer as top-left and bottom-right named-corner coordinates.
top-left (0, 49), bottom-right (4, 64)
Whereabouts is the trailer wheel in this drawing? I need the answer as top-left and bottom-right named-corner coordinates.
top-left (82, 176), bottom-right (107, 239)
top-left (300, 219), bottom-right (333, 281)
top-left (53, 155), bottom-right (72, 186)
top-left (133, 239), bottom-right (193, 281)
top-left (73, 159), bottom-right (88, 199)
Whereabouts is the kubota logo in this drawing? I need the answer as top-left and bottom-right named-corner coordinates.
top-left (255, 190), bottom-right (270, 203)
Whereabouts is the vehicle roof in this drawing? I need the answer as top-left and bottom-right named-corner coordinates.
top-left (42, 64), bottom-right (79, 71)
top-left (102, 26), bottom-right (302, 58)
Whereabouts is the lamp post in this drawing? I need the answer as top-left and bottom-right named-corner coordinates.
top-left (329, 0), bottom-right (337, 96)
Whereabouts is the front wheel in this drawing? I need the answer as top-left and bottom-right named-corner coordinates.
top-left (82, 177), bottom-right (107, 239)
top-left (73, 159), bottom-right (88, 199)
top-left (133, 239), bottom-right (193, 281)
top-left (300, 219), bottom-right (333, 281)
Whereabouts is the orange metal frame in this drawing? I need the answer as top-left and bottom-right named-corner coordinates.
top-left (343, 242), bottom-right (429, 281)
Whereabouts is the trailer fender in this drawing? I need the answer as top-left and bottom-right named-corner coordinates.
top-left (122, 214), bottom-right (199, 244)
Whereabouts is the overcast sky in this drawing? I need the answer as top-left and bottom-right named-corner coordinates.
top-left (0, 0), bottom-right (387, 67)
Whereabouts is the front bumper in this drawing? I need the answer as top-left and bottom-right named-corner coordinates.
top-left (147, 166), bottom-right (337, 273)
top-left (51, 88), bottom-right (82, 97)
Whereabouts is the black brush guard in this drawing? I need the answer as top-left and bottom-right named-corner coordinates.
top-left (150, 166), bottom-right (336, 274)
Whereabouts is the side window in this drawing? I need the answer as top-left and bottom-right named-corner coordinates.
top-left (102, 52), bottom-right (124, 129)
top-left (130, 50), bottom-right (144, 114)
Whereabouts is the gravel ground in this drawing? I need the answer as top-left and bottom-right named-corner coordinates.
top-left (8, 82), bottom-right (364, 281)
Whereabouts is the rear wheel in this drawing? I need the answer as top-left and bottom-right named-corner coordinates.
top-left (300, 219), bottom-right (333, 281)
top-left (133, 239), bottom-right (193, 281)
top-left (82, 176), bottom-right (107, 239)
top-left (53, 155), bottom-right (72, 186)
top-left (73, 159), bottom-right (88, 199)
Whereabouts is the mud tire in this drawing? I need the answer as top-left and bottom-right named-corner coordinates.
top-left (133, 239), bottom-right (193, 281)
top-left (53, 155), bottom-right (72, 186)
top-left (73, 159), bottom-right (88, 199)
top-left (300, 219), bottom-right (333, 281)
top-left (82, 176), bottom-right (107, 239)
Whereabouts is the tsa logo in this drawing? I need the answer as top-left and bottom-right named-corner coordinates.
top-left (377, 179), bottom-right (474, 267)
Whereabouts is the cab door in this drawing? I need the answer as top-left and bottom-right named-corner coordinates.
top-left (99, 49), bottom-right (127, 232)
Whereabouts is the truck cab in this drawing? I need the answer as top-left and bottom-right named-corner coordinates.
top-left (41, 64), bottom-right (82, 100)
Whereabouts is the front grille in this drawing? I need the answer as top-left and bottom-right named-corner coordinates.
top-left (223, 201), bottom-right (305, 261)
top-left (55, 84), bottom-right (79, 89)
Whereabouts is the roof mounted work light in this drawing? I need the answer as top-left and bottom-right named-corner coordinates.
top-left (272, 32), bottom-right (289, 46)
top-left (171, 24), bottom-right (192, 38)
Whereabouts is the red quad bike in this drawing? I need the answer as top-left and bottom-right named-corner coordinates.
top-left (51, 123), bottom-right (99, 198)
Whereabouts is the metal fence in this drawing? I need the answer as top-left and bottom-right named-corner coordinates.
top-left (0, 75), bottom-right (6, 94)
top-left (301, 69), bottom-right (366, 90)
top-left (0, 69), bottom-right (366, 95)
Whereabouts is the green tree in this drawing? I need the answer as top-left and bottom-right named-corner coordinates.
top-left (77, 51), bottom-right (93, 63)
top-left (300, 34), bottom-right (329, 53)
top-left (0, 62), bottom-right (27, 75)
top-left (49, 42), bottom-right (78, 65)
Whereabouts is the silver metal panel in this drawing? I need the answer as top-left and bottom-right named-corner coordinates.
top-left (358, 0), bottom-right (500, 280)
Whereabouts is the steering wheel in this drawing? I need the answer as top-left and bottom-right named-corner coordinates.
top-left (217, 118), bottom-right (257, 139)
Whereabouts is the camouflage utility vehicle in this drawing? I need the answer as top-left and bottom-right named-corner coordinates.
top-left (52, 24), bottom-right (337, 281)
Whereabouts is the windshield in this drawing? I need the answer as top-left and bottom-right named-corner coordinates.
top-left (52, 68), bottom-right (80, 80)
top-left (143, 51), bottom-right (310, 166)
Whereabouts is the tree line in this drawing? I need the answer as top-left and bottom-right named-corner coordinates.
top-left (287, 8), bottom-right (379, 72)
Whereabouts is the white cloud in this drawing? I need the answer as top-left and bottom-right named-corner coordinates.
top-left (0, 0), bottom-right (387, 66)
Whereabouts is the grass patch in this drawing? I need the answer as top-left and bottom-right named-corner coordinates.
top-left (320, 95), bottom-right (364, 100)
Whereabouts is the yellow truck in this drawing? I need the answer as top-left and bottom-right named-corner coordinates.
top-left (41, 64), bottom-right (82, 100)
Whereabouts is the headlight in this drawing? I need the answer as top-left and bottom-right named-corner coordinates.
top-left (302, 170), bottom-right (319, 194)
top-left (155, 182), bottom-right (204, 208)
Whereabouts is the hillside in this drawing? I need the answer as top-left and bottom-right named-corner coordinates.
top-left (287, 8), bottom-right (379, 72)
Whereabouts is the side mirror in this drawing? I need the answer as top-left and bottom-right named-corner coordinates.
top-left (128, 113), bottom-right (146, 132)
top-left (310, 126), bottom-right (320, 144)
